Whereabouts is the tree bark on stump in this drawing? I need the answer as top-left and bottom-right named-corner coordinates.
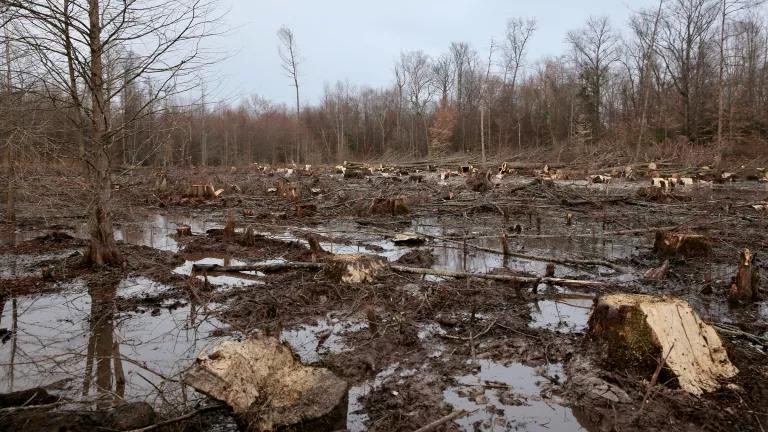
top-left (729, 248), bottom-right (760, 303)
top-left (588, 294), bottom-right (738, 395)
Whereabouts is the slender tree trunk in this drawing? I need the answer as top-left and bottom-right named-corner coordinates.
top-left (637, 0), bottom-right (664, 159)
top-left (62, 0), bottom-right (85, 162)
top-left (85, 0), bottom-right (121, 266)
top-left (717, 0), bottom-right (726, 148)
top-left (4, 26), bottom-right (14, 224)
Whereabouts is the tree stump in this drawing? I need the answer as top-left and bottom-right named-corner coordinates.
top-left (324, 254), bottom-right (387, 283)
top-left (184, 337), bottom-right (347, 430)
top-left (588, 294), bottom-right (738, 395)
top-left (729, 248), bottom-right (760, 303)
top-left (653, 231), bottom-right (711, 257)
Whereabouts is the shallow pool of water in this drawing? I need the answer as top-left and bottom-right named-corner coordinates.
top-left (280, 316), bottom-right (368, 363)
top-left (444, 360), bottom-right (588, 432)
top-left (0, 279), bottom-right (224, 405)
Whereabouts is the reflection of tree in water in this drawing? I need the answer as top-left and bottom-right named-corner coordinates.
top-left (82, 282), bottom-right (125, 408)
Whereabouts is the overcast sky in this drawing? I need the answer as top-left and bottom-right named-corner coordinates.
top-left (207, 0), bottom-right (659, 106)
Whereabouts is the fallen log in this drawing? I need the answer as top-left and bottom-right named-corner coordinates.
top-left (588, 294), bottom-right (738, 395)
top-left (192, 262), bottom-right (324, 273)
top-left (390, 265), bottom-right (611, 289)
top-left (192, 261), bottom-right (611, 289)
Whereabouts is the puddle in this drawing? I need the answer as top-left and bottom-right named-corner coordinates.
top-left (117, 276), bottom-right (171, 298)
top-left (444, 360), bottom-right (588, 431)
top-left (530, 293), bottom-right (595, 333)
top-left (410, 217), bottom-right (641, 280)
top-left (279, 317), bottom-right (367, 363)
top-left (0, 279), bottom-right (224, 404)
top-left (347, 364), bottom-right (414, 432)
top-left (263, 223), bottom-right (411, 262)
top-left (0, 250), bottom-right (80, 278)
top-left (6, 213), bottom-right (215, 252)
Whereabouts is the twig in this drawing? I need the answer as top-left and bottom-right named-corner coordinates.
top-left (120, 404), bottom-right (225, 432)
top-left (413, 409), bottom-right (469, 432)
top-left (638, 343), bottom-right (675, 417)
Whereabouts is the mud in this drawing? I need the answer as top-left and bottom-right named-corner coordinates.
top-left (1, 165), bottom-right (767, 431)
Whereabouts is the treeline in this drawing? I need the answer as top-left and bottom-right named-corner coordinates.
top-left (4, 0), bottom-right (768, 167)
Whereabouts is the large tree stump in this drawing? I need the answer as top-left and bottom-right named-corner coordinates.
top-left (368, 197), bottom-right (409, 216)
top-left (588, 294), bottom-right (738, 395)
top-left (324, 254), bottom-right (387, 283)
top-left (184, 337), bottom-right (347, 430)
top-left (654, 231), bottom-right (711, 257)
top-left (465, 169), bottom-right (493, 192)
top-left (729, 248), bottom-right (760, 303)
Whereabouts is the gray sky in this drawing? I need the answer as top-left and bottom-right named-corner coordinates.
top-left (208, 0), bottom-right (658, 106)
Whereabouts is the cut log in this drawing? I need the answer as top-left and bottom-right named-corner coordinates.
top-left (654, 231), bottom-right (711, 257)
top-left (184, 337), bottom-right (347, 430)
top-left (392, 232), bottom-right (426, 246)
top-left (325, 254), bottom-right (387, 283)
top-left (588, 294), bottom-right (738, 395)
top-left (729, 248), bottom-right (759, 303)
top-left (343, 167), bottom-right (368, 179)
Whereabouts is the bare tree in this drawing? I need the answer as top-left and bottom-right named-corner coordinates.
top-left (400, 50), bottom-right (434, 156)
top-left (657, 0), bottom-right (720, 140)
top-left (503, 17), bottom-right (536, 152)
top-left (431, 53), bottom-right (454, 106)
top-left (277, 25), bottom-right (302, 162)
top-left (567, 16), bottom-right (620, 138)
top-left (3, 0), bottom-right (220, 266)
top-left (633, 0), bottom-right (665, 156)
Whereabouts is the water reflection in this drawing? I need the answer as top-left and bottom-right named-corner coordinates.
top-left (444, 360), bottom-right (589, 432)
top-left (82, 282), bottom-right (123, 407)
top-left (0, 279), bottom-right (223, 405)
top-left (4, 213), bottom-right (214, 252)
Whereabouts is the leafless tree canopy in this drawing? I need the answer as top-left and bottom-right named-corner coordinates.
top-left (2, 2), bottom-right (768, 170)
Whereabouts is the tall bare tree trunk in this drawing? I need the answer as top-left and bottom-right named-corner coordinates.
top-left (4, 25), bottom-right (14, 224)
top-left (85, 0), bottom-right (121, 266)
top-left (717, 0), bottom-right (726, 148)
top-left (637, 0), bottom-right (664, 159)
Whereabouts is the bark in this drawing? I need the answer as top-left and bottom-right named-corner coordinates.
top-left (4, 26), bottom-right (13, 224)
top-left (85, 0), bottom-right (121, 267)
top-left (588, 294), bottom-right (738, 395)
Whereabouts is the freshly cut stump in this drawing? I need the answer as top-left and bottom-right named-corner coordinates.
top-left (325, 254), bottom-right (387, 283)
top-left (588, 294), bottom-right (738, 395)
top-left (184, 337), bottom-right (347, 429)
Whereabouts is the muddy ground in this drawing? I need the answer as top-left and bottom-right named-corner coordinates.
top-left (0, 162), bottom-right (767, 431)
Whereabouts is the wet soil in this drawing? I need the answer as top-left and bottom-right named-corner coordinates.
top-left (1, 165), bottom-right (767, 431)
